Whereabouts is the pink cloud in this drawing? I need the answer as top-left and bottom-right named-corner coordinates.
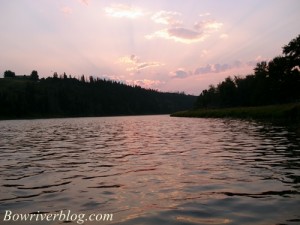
top-left (105, 4), bottom-right (144, 19)
top-left (126, 79), bottom-right (164, 89)
top-left (146, 27), bottom-right (207, 44)
top-left (168, 27), bottom-right (203, 40)
top-left (147, 17), bottom-right (223, 44)
top-left (194, 62), bottom-right (239, 75)
top-left (118, 55), bottom-right (164, 72)
top-left (170, 68), bottom-right (192, 78)
top-left (194, 20), bottom-right (223, 32)
top-left (151, 11), bottom-right (182, 26)
top-left (170, 59), bottom-right (263, 79)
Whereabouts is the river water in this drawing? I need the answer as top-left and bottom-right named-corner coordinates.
top-left (0, 115), bottom-right (299, 225)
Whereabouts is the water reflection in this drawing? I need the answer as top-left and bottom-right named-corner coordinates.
top-left (0, 116), bottom-right (299, 225)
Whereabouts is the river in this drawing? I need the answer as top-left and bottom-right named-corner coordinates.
top-left (0, 115), bottom-right (299, 225)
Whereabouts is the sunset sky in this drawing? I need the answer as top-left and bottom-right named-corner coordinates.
top-left (0, 0), bottom-right (299, 94)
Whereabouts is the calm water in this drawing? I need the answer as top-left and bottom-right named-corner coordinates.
top-left (0, 115), bottom-right (299, 225)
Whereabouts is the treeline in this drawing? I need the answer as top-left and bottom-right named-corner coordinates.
top-left (0, 74), bottom-right (196, 119)
top-left (3, 70), bottom-right (39, 80)
top-left (196, 34), bottom-right (300, 108)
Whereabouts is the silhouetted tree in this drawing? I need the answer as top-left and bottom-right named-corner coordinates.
top-left (283, 34), bottom-right (300, 61)
top-left (217, 77), bottom-right (237, 107)
top-left (53, 72), bottom-right (58, 79)
top-left (0, 73), bottom-right (196, 118)
top-left (4, 70), bottom-right (16, 78)
top-left (89, 76), bottom-right (94, 83)
top-left (30, 70), bottom-right (39, 80)
top-left (254, 61), bottom-right (268, 78)
top-left (268, 56), bottom-right (288, 80)
top-left (195, 34), bottom-right (300, 108)
top-left (81, 75), bottom-right (85, 83)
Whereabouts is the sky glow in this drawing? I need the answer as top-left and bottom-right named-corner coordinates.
top-left (0, 0), bottom-right (299, 94)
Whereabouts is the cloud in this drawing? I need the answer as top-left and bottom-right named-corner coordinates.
top-left (170, 68), bottom-right (192, 79)
top-left (214, 63), bottom-right (232, 73)
top-left (147, 18), bottom-right (223, 44)
top-left (105, 4), bottom-right (144, 19)
top-left (168, 27), bottom-right (203, 40)
top-left (194, 60), bottom-right (255, 75)
top-left (151, 11), bottom-right (182, 26)
top-left (99, 74), bottom-right (126, 82)
top-left (170, 58), bottom-right (269, 81)
top-left (118, 55), bottom-right (164, 72)
top-left (194, 20), bottom-right (223, 31)
top-left (146, 28), bottom-right (207, 44)
top-left (169, 61), bottom-right (246, 78)
top-left (136, 62), bottom-right (163, 71)
top-left (126, 79), bottom-right (164, 89)
top-left (255, 55), bottom-right (263, 61)
top-left (194, 63), bottom-right (234, 75)
top-left (246, 56), bottom-right (268, 67)
top-left (119, 54), bottom-right (140, 64)
top-left (194, 64), bottom-right (214, 75)
top-left (61, 6), bottom-right (73, 15)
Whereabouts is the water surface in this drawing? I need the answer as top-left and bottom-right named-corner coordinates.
top-left (0, 115), bottom-right (299, 224)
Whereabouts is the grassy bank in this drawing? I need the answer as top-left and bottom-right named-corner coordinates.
top-left (171, 103), bottom-right (300, 122)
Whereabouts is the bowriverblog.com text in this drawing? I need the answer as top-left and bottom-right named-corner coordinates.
top-left (3, 210), bottom-right (113, 224)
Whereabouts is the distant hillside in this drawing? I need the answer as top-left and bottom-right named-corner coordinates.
top-left (0, 75), bottom-right (196, 119)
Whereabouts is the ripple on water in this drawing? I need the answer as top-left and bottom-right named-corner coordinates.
top-left (0, 116), bottom-right (299, 225)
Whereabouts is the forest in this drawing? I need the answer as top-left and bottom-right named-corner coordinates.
top-left (0, 73), bottom-right (196, 119)
top-left (195, 34), bottom-right (300, 109)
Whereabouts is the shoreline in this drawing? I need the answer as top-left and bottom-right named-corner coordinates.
top-left (0, 113), bottom-right (170, 121)
top-left (170, 103), bottom-right (300, 123)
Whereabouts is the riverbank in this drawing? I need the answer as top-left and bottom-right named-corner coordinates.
top-left (171, 103), bottom-right (300, 122)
